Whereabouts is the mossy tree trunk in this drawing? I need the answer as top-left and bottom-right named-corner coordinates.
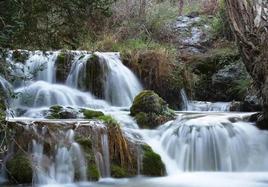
top-left (225, 0), bottom-right (268, 128)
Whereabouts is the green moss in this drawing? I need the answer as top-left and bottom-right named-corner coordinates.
top-left (142, 145), bottom-right (165, 176)
top-left (75, 136), bottom-right (92, 151)
top-left (82, 109), bottom-right (104, 119)
top-left (50, 105), bottom-right (63, 113)
top-left (6, 153), bottom-right (33, 184)
top-left (88, 165), bottom-right (100, 181)
top-left (111, 164), bottom-right (127, 178)
top-left (97, 115), bottom-right (118, 126)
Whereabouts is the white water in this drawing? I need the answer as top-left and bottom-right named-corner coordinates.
top-left (180, 89), bottom-right (231, 111)
top-left (13, 81), bottom-right (109, 109)
top-left (32, 129), bottom-right (87, 185)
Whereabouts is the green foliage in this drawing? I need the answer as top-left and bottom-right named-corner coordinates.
top-left (142, 145), bottom-right (165, 176)
top-left (0, 0), bottom-right (116, 49)
top-left (111, 164), bottom-right (127, 178)
top-left (230, 78), bottom-right (252, 99)
top-left (6, 153), bottom-right (33, 183)
top-left (88, 165), bottom-right (100, 181)
top-left (210, 0), bottom-right (232, 39)
top-left (145, 1), bottom-right (178, 40)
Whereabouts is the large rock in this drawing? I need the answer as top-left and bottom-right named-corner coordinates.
top-left (84, 54), bottom-right (107, 99)
top-left (130, 90), bottom-right (175, 128)
top-left (55, 51), bottom-right (74, 83)
top-left (211, 61), bottom-right (251, 101)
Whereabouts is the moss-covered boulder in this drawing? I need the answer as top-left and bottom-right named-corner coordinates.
top-left (6, 153), bottom-right (33, 183)
top-left (46, 105), bottom-right (79, 119)
top-left (55, 51), bottom-right (74, 83)
top-left (130, 90), bottom-right (175, 128)
top-left (142, 145), bottom-right (165, 176)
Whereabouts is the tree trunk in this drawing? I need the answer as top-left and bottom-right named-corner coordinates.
top-left (225, 0), bottom-right (268, 128)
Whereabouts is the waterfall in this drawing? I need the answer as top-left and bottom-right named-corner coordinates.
top-left (66, 52), bottom-right (142, 107)
top-left (32, 129), bottom-right (87, 185)
top-left (140, 113), bottom-right (268, 174)
top-left (180, 89), bottom-right (231, 112)
top-left (96, 133), bottom-right (111, 178)
top-left (0, 75), bottom-right (12, 104)
top-left (5, 50), bottom-right (143, 118)
top-left (96, 52), bottom-right (142, 107)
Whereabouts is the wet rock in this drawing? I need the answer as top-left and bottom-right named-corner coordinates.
top-left (130, 90), bottom-right (175, 128)
top-left (212, 63), bottom-right (247, 85)
top-left (85, 54), bottom-right (107, 99)
top-left (46, 105), bottom-right (79, 119)
top-left (211, 61), bottom-right (251, 101)
top-left (173, 15), bottom-right (213, 53)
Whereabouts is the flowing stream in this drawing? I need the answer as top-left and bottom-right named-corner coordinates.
top-left (1, 50), bottom-right (268, 187)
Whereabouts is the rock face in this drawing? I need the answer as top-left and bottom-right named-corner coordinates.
top-left (190, 46), bottom-right (251, 102)
top-left (211, 61), bottom-right (250, 101)
top-left (130, 90), bottom-right (175, 129)
top-left (172, 15), bottom-right (213, 53)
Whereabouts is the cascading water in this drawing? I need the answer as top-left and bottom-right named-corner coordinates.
top-left (139, 113), bottom-right (268, 175)
top-left (4, 50), bottom-right (142, 118)
top-left (180, 89), bottom-right (232, 111)
top-left (2, 49), bottom-right (268, 187)
top-left (32, 129), bottom-right (87, 185)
